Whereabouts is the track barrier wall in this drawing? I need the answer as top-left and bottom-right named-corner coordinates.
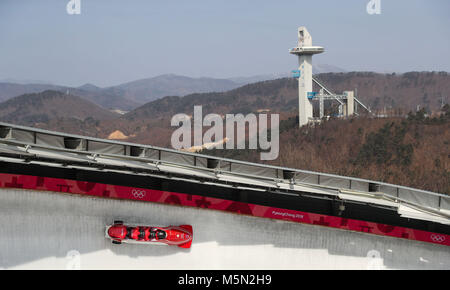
top-left (0, 172), bottom-right (448, 247)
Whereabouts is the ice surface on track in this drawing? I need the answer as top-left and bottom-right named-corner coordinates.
top-left (0, 188), bottom-right (449, 269)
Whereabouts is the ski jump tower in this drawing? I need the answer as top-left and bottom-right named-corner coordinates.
top-left (289, 27), bottom-right (324, 127)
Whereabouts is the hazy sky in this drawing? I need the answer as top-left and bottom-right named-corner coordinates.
top-left (1, 0), bottom-right (449, 87)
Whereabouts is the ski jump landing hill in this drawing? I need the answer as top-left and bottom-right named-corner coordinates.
top-left (0, 122), bottom-right (449, 269)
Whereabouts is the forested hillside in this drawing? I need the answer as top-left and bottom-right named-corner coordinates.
top-left (206, 107), bottom-right (450, 194)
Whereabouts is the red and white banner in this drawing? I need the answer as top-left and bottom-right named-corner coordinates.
top-left (0, 172), bottom-right (448, 246)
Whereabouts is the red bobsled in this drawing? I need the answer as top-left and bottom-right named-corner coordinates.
top-left (105, 221), bottom-right (193, 248)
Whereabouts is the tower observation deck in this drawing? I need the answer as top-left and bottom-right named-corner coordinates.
top-left (290, 27), bottom-right (324, 127)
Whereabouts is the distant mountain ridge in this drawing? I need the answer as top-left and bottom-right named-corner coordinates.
top-left (0, 90), bottom-right (118, 126)
top-left (105, 74), bottom-right (242, 104)
top-left (0, 65), bottom-right (347, 110)
top-left (76, 83), bottom-right (102, 92)
top-left (0, 83), bottom-right (65, 103)
top-left (3, 71), bottom-right (448, 129)
top-left (123, 71), bottom-right (450, 122)
top-left (0, 82), bottom-right (138, 111)
top-left (0, 75), bottom-right (240, 111)
top-left (228, 64), bottom-right (347, 85)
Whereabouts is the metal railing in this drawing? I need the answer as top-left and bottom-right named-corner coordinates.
top-left (0, 121), bottom-right (448, 224)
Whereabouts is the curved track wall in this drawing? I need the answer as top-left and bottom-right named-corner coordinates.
top-left (0, 187), bottom-right (449, 269)
top-left (0, 173), bottom-right (448, 247)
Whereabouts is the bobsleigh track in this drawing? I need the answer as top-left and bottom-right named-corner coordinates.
top-left (0, 122), bottom-right (449, 269)
top-left (0, 187), bottom-right (449, 270)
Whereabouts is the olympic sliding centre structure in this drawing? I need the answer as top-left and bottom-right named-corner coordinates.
top-left (0, 121), bottom-right (449, 269)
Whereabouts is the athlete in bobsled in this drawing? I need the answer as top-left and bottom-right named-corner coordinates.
top-left (105, 220), bottom-right (193, 248)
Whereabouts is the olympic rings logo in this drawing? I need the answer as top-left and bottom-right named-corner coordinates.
top-left (131, 189), bottom-right (146, 199)
top-left (430, 234), bottom-right (445, 243)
